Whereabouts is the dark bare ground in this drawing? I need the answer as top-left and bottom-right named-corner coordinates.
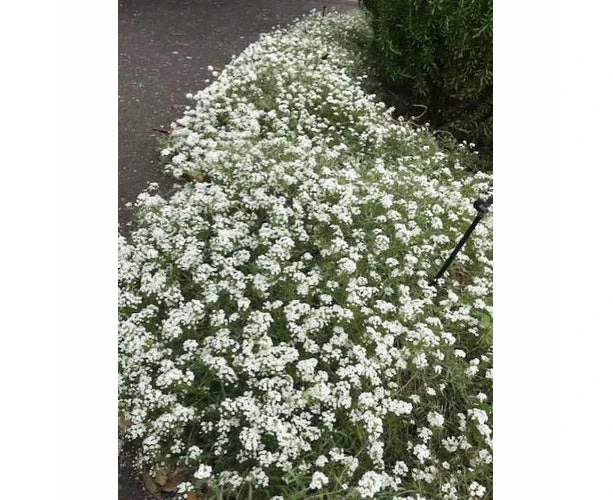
top-left (119, 439), bottom-right (155, 500)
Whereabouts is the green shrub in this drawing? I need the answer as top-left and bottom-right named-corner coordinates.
top-left (361, 0), bottom-right (493, 150)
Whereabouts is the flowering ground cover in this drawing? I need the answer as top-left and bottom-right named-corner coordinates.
top-left (119, 10), bottom-right (493, 500)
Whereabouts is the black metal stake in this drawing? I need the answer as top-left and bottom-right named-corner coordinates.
top-left (429, 196), bottom-right (493, 287)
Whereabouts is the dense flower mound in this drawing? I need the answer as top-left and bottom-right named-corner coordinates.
top-left (119, 10), bottom-right (493, 500)
top-left (160, 11), bottom-right (384, 181)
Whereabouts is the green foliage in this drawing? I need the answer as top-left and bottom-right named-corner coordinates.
top-left (361, 0), bottom-right (493, 149)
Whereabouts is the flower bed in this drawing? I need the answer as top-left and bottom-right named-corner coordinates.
top-left (119, 10), bottom-right (493, 500)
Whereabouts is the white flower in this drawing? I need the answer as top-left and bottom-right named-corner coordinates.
top-left (338, 257), bottom-right (357, 274)
top-left (194, 464), bottom-right (212, 480)
top-left (427, 411), bottom-right (445, 428)
top-left (393, 461), bottom-right (409, 477)
top-left (358, 471), bottom-right (384, 498)
top-left (412, 353), bottom-right (428, 369)
top-left (176, 482), bottom-right (193, 493)
top-left (469, 481), bottom-right (486, 498)
top-left (309, 471), bottom-right (329, 490)
top-left (413, 444), bottom-right (431, 463)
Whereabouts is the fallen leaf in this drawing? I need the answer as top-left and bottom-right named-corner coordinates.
top-left (142, 472), bottom-right (162, 499)
top-left (186, 491), bottom-right (198, 500)
top-left (192, 174), bottom-right (211, 183)
top-left (161, 470), bottom-right (187, 492)
top-left (118, 416), bottom-right (131, 432)
top-left (450, 267), bottom-right (471, 286)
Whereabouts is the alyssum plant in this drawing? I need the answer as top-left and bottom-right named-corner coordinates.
top-left (119, 11), bottom-right (493, 500)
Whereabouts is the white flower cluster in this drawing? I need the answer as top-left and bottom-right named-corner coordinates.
top-left (160, 10), bottom-right (394, 182)
top-left (119, 9), bottom-right (493, 500)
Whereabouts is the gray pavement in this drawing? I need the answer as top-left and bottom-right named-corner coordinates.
top-left (119, 0), bottom-right (358, 232)
top-left (118, 2), bottom-right (357, 498)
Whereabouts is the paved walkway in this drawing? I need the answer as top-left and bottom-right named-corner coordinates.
top-left (119, 0), bottom-right (357, 232)
top-left (119, 2), bottom-right (357, 498)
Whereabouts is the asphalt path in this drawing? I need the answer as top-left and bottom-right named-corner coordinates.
top-left (119, 0), bottom-right (357, 232)
top-left (118, 1), bottom-right (357, 498)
